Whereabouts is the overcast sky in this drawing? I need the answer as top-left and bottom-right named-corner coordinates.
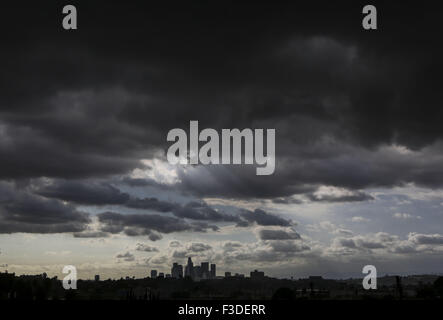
top-left (1, 1), bottom-right (443, 279)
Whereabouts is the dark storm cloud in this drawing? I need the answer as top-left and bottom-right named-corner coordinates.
top-left (36, 180), bottom-right (130, 205)
top-left (0, 124), bottom-right (142, 180)
top-left (0, 2), bottom-right (442, 202)
top-left (126, 198), bottom-right (239, 223)
top-left (73, 231), bottom-right (110, 238)
top-left (258, 229), bottom-right (301, 240)
top-left (190, 221), bottom-right (220, 232)
top-left (35, 179), bottom-right (293, 227)
top-left (11, 172), bottom-right (295, 234)
top-left (97, 211), bottom-right (218, 238)
top-left (33, 178), bottom-right (243, 222)
top-left (126, 197), bottom-right (176, 212)
top-left (120, 177), bottom-right (163, 188)
top-left (173, 165), bottom-right (319, 199)
top-left (126, 197), bottom-right (243, 224)
top-left (170, 143), bottom-right (443, 199)
top-left (144, 232), bottom-right (163, 241)
top-left (409, 233), bottom-right (443, 245)
top-left (172, 201), bottom-right (241, 223)
top-left (239, 209), bottom-right (294, 227)
top-left (332, 232), bottom-right (398, 252)
top-left (115, 192), bottom-right (294, 228)
top-left (0, 183), bottom-right (90, 234)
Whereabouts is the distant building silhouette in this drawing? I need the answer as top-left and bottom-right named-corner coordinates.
top-left (250, 270), bottom-right (265, 279)
top-left (225, 272), bottom-right (231, 278)
top-left (150, 270), bottom-right (157, 279)
top-left (185, 257), bottom-right (194, 278)
top-left (201, 262), bottom-right (209, 279)
top-left (1, 270), bottom-right (440, 300)
top-left (158, 272), bottom-right (164, 278)
top-left (94, 275), bottom-right (100, 282)
top-left (180, 257), bottom-right (218, 280)
top-left (210, 264), bottom-right (216, 279)
top-left (171, 263), bottom-right (183, 279)
top-left (194, 266), bottom-right (202, 279)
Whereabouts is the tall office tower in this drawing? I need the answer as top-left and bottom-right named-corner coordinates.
top-left (210, 264), bottom-right (216, 279)
top-left (172, 262), bottom-right (184, 279)
top-left (194, 266), bottom-right (202, 279)
top-left (151, 270), bottom-right (157, 279)
top-left (201, 262), bottom-right (209, 279)
top-left (171, 262), bottom-right (178, 279)
top-left (185, 257), bottom-right (194, 278)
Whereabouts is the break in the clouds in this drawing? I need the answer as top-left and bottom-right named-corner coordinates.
top-left (0, 2), bottom-right (443, 278)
